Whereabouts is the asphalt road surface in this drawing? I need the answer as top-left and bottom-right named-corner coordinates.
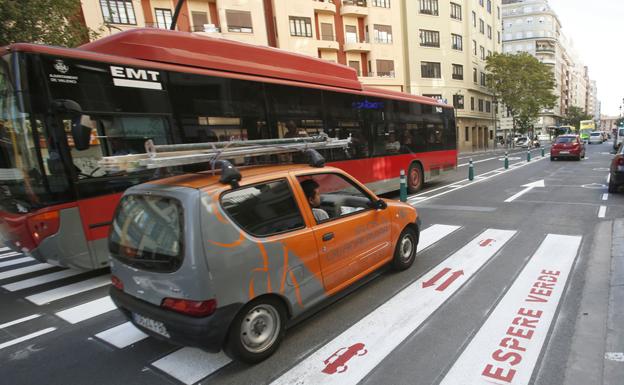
top-left (0, 141), bottom-right (622, 385)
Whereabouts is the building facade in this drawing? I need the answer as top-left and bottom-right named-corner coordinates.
top-left (403, 0), bottom-right (502, 153)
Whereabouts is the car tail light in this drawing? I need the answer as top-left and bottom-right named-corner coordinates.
top-left (161, 298), bottom-right (217, 317)
top-left (27, 210), bottom-right (60, 246)
top-left (616, 156), bottom-right (624, 166)
top-left (111, 275), bottom-right (124, 290)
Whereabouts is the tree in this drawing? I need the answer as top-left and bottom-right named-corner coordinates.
top-left (0, 0), bottom-right (96, 47)
top-left (562, 106), bottom-right (593, 130)
top-left (486, 52), bottom-right (557, 138)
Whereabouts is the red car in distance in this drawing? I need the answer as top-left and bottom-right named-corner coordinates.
top-left (550, 135), bottom-right (586, 161)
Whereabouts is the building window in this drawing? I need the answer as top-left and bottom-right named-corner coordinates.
top-left (419, 29), bottom-right (440, 47)
top-left (471, 97), bottom-right (475, 110)
top-left (345, 25), bottom-right (358, 43)
top-left (498, 31), bottom-right (501, 43)
top-left (419, 0), bottom-right (439, 16)
top-left (155, 8), bottom-right (173, 29)
top-left (452, 64), bottom-right (463, 80)
top-left (450, 2), bottom-right (462, 20)
top-left (226, 10), bottom-right (253, 33)
top-left (100, 0), bottom-right (136, 25)
top-left (478, 99), bottom-right (484, 112)
top-left (487, 25), bottom-right (492, 39)
top-left (372, 0), bottom-right (391, 8)
top-left (479, 0), bottom-right (484, 6)
top-left (497, 6), bottom-right (500, 19)
top-left (348, 61), bottom-right (361, 76)
top-left (454, 94), bottom-right (465, 109)
top-left (486, 100), bottom-right (491, 113)
top-left (487, 0), bottom-right (492, 13)
top-left (376, 60), bottom-right (395, 77)
top-left (472, 39), bottom-right (477, 55)
top-left (480, 46), bottom-right (485, 60)
top-left (320, 23), bottom-right (334, 41)
top-left (451, 33), bottom-right (463, 50)
top-left (374, 25), bottom-right (393, 43)
top-left (421, 61), bottom-right (441, 78)
top-left (473, 68), bottom-right (477, 83)
top-left (479, 19), bottom-right (485, 34)
top-left (480, 72), bottom-right (486, 86)
top-left (472, 11), bottom-right (476, 27)
top-left (465, 126), bottom-right (470, 141)
top-left (191, 11), bottom-right (209, 32)
top-left (487, 50), bottom-right (492, 57)
top-left (289, 17), bottom-right (312, 37)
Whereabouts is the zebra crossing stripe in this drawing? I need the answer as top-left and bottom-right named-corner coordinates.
top-left (0, 252), bottom-right (22, 260)
top-left (151, 347), bottom-right (231, 385)
top-left (55, 296), bottom-right (117, 324)
top-left (95, 322), bottom-right (148, 349)
top-left (0, 247), bottom-right (10, 252)
top-left (439, 234), bottom-right (582, 385)
top-left (25, 276), bottom-right (110, 305)
top-left (0, 327), bottom-right (56, 350)
top-left (417, 224), bottom-right (461, 251)
top-left (2, 269), bottom-right (86, 292)
top-left (0, 264), bottom-right (51, 281)
top-left (270, 228), bottom-right (516, 385)
top-left (0, 314), bottom-right (41, 329)
top-left (0, 257), bottom-right (34, 269)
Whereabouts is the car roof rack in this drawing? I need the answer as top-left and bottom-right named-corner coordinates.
top-left (98, 134), bottom-right (351, 180)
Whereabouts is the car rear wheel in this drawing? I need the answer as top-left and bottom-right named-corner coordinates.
top-left (224, 297), bottom-right (286, 364)
top-left (392, 227), bottom-right (418, 271)
top-left (407, 163), bottom-right (423, 193)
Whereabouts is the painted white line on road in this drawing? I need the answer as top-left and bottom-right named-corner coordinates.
top-left (95, 322), bottom-right (148, 349)
top-left (417, 224), bottom-right (461, 252)
top-left (151, 347), bottom-right (231, 385)
top-left (605, 352), bottom-right (624, 362)
top-left (504, 180), bottom-right (545, 203)
top-left (602, 193), bottom-right (609, 201)
top-left (0, 264), bottom-right (51, 281)
top-left (0, 314), bottom-right (41, 329)
top-left (0, 247), bottom-right (10, 253)
top-left (0, 257), bottom-right (34, 269)
top-left (598, 206), bottom-right (607, 218)
top-left (440, 234), bottom-right (581, 385)
top-left (0, 327), bottom-right (56, 350)
top-left (3, 269), bottom-right (86, 292)
top-left (0, 252), bottom-right (22, 260)
top-left (458, 157), bottom-right (498, 168)
top-left (270, 229), bottom-right (516, 385)
top-left (55, 296), bottom-right (117, 324)
top-left (26, 275), bottom-right (110, 305)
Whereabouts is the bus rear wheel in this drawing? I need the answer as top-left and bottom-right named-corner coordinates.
top-left (407, 164), bottom-right (423, 193)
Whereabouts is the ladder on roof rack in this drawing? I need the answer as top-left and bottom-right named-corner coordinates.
top-left (98, 135), bottom-right (351, 173)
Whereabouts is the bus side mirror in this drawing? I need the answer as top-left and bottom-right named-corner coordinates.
top-left (71, 118), bottom-right (92, 151)
top-left (52, 99), bottom-right (91, 151)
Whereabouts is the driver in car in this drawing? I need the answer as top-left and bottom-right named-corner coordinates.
top-left (300, 179), bottom-right (329, 223)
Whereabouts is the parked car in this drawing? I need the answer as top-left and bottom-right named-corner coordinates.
top-left (588, 131), bottom-right (604, 144)
top-left (609, 143), bottom-right (624, 193)
top-left (516, 137), bottom-right (530, 148)
top-left (550, 135), bottom-right (585, 161)
top-left (614, 127), bottom-right (624, 151)
top-left (108, 160), bottom-right (420, 363)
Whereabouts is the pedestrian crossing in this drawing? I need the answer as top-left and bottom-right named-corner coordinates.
top-left (0, 225), bottom-right (583, 385)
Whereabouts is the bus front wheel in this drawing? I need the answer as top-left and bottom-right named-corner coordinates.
top-left (407, 163), bottom-right (423, 193)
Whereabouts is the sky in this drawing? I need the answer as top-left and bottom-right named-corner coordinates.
top-left (547, 0), bottom-right (624, 117)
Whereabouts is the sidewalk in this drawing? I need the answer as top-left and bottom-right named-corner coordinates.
top-left (604, 218), bottom-right (624, 384)
top-left (458, 145), bottom-right (545, 157)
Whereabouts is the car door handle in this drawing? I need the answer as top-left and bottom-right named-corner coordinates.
top-left (322, 232), bottom-right (334, 242)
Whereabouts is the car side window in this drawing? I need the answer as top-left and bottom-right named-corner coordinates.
top-left (297, 173), bottom-right (374, 223)
top-left (221, 179), bottom-right (305, 237)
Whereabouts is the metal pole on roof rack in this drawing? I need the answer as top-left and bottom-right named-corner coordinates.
top-left (170, 0), bottom-right (186, 30)
top-left (149, 135), bottom-right (331, 153)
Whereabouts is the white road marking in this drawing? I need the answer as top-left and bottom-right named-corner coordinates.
top-left (504, 180), bottom-right (545, 203)
top-left (151, 347), bottom-right (231, 385)
top-left (25, 276), bottom-right (110, 305)
top-left (0, 257), bottom-right (34, 269)
top-left (440, 234), bottom-right (581, 385)
top-left (598, 206), bottom-right (607, 218)
top-left (55, 296), bottom-right (117, 324)
top-left (605, 352), bottom-right (624, 362)
top-left (0, 264), bottom-right (51, 281)
top-left (417, 224), bottom-right (461, 252)
top-left (95, 322), bottom-right (148, 349)
top-left (602, 193), bottom-right (609, 201)
top-left (0, 247), bottom-right (10, 252)
top-left (2, 269), bottom-right (86, 292)
top-left (0, 314), bottom-right (41, 329)
top-left (458, 157), bottom-right (498, 167)
top-left (270, 229), bottom-right (516, 385)
top-left (0, 252), bottom-right (22, 260)
top-left (0, 327), bottom-right (56, 350)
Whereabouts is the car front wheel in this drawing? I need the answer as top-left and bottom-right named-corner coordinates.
top-left (392, 227), bottom-right (418, 271)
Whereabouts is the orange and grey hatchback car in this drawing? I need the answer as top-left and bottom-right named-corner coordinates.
top-left (108, 164), bottom-right (420, 363)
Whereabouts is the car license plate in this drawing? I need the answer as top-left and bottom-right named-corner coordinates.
top-left (560, 151), bottom-right (569, 154)
top-left (133, 313), bottom-right (170, 338)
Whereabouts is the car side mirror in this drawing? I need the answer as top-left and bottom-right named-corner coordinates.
top-left (373, 199), bottom-right (387, 210)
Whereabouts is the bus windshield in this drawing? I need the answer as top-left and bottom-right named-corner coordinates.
top-left (0, 55), bottom-right (70, 214)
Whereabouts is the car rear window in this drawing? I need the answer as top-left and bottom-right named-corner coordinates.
top-left (109, 195), bottom-right (184, 273)
top-left (555, 137), bottom-right (575, 143)
top-left (590, 132), bottom-right (600, 136)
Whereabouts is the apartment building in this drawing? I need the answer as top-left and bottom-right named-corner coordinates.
top-left (83, 0), bottom-right (405, 91)
top-left (403, 0), bottom-right (503, 152)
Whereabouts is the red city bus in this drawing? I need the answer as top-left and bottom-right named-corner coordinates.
top-left (0, 29), bottom-right (456, 270)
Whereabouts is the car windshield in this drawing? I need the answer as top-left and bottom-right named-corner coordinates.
top-left (556, 137), bottom-right (575, 143)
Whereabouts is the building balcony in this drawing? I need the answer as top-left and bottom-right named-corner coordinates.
top-left (341, 0), bottom-right (369, 16)
top-left (313, 0), bottom-right (337, 14)
top-left (344, 39), bottom-right (371, 52)
top-left (316, 37), bottom-right (340, 50)
top-left (540, 58), bottom-right (556, 65)
top-left (536, 46), bottom-right (555, 53)
top-left (191, 24), bottom-right (222, 37)
top-left (360, 71), bottom-right (396, 78)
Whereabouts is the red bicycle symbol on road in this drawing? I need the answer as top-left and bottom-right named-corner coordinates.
top-left (479, 238), bottom-right (496, 247)
top-left (321, 343), bottom-right (368, 374)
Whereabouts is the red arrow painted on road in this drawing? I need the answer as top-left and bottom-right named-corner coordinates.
top-left (435, 270), bottom-right (464, 292)
top-left (422, 267), bottom-right (452, 288)
top-left (479, 238), bottom-right (496, 247)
